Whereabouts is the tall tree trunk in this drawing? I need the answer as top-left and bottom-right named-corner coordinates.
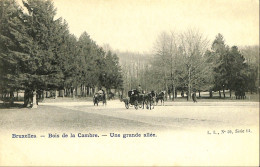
top-left (173, 85), bottom-right (175, 101)
top-left (84, 85), bottom-right (87, 97)
top-left (165, 81), bottom-right (168, 101)
top-left (209, 91), bottom-right (213, 98)
top-left (73, 88), bottom-right (75, 99)
top-left (223, 89), bottom-right (225, 98)
top-left (82, 85), bottom-right (85, 97)
top-left (70, 88), bottom-right (73, 97)
top-left (188, 66), bottom-right (191, 101)
top-left (43, 90), bottom-right (46, 101)
top-left (55, 90), bottom-right (58, 99)
top-left (87, 86), bottom-right (89, 96)
top-left (219, 90), bottom-right (221, 98)
top-left (229, 89), bottom-right (232, 98)
top-left (24, 89), bottom-right (30, 107)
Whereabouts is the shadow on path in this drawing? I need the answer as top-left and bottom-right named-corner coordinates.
top-left (0, 102), bottom-right (25, 109)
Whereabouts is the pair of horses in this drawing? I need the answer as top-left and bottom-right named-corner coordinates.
top-left (142, 91), bottom-right (166, 109)
top-left (154, 91), bottom-right (165, 106)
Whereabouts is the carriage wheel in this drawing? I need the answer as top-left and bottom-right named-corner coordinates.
top-left (134, 100), bottom-right (138, 110)
top-left (146, 103), bottom-right (149, 109)
top-left (139, 103), bottom-right (143, 108)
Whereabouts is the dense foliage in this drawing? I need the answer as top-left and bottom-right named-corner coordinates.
top-left (0, 0), bottom-right (123, 106)
top-left (120, 31), bottom-right (258, 100)
top-left (0, 0), bottom-right (258, 105)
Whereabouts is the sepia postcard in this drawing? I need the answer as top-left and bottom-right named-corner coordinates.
top-left (0, 0), bottom-right (259, 166)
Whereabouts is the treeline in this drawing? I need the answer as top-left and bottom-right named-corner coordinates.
top-left (0, 0), bottom-right (123, 107)
top-left (116, 51), bottom-right (152, 95)
top-left (128, 30), bottom-right (259, 100)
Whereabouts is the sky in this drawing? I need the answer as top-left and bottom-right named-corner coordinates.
top-left (19, 0), bottom-right (260, 53)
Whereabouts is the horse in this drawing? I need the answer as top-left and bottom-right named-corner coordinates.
top-left (108, 92), bottom-right (115, 100)
top-left (93, 93), bottom-right (106, 106)
top-left (155, 91), bottom-right (165, 106)
top-left (143, 91), bottom-right (156, 110)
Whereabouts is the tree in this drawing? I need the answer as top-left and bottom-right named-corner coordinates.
top-left (101, 51), bottom-right (123, 90)
top-left (19, 0), bottom-right (70, 106)
top-left (0, 0), bottom-right (72, 106)
top-left (241, 46), bottom-right (259, 93)
top-left (177, 29), bottom-right (209, 99)
top-left (229, 46), bottom-right (248, 96)
top-left (0, 0), bottom-right (35, 104)
top-left (209, 34), bottom-right (250, 98)
top-left (144, 29), bottom-right (210, 100)
top-left (209, 34), bottom-right (230, 97)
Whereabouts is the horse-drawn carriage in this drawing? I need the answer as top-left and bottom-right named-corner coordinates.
top-left (123, 90), bottom-right (157, 110)
top-left (123, 90), bottom-right (144, 110)
top-left (93, 91), bottom-right (106, 106)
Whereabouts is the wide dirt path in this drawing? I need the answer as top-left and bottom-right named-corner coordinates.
top-left (0, 100), bottom-right (258, 166)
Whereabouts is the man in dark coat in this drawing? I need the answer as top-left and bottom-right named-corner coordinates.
top-left (192, 91), bottom-right (197, 103)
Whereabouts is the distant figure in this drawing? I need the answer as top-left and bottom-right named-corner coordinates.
top-left (175, 91), bottom-right (177, 98)
top-left (192, 91), bottom-right (197, 103)
top-left (98, 89), bottom-right (103, 95)
top-left (119, 91), bottom-right (122, 101)
top-left (151, 90), bottom-right (155, 97)
top-left (137, 84), bottom-right (143, 94)
top-left (181, 90), bottom-right (184, 97)
top-left (209, 91), bottom-right (213, 98)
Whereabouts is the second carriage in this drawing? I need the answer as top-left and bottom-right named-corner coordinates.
top-left (123, 90), bottom-right (144, 110)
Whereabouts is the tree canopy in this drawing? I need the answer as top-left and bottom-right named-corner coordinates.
top-left (0, 0), bottom-right (123, 106)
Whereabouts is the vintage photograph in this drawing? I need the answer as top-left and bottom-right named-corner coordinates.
top-left (0, 0), bottom-right (259, 166)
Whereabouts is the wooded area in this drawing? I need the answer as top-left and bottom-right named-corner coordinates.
top-left (0, 0), bottom-right (123, 107)
top-left (0, 0), bottom-right (259, 108)
top-left (120, 31), bottom-right (259, 100)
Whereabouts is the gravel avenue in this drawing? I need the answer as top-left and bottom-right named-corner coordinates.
top-left (0, 99), bottom-right (259, 166)
top-left (0, 100), bottom-right (258, 132)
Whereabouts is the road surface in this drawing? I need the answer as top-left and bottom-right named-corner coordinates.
top-left (0, 100), bottom-right (258, 166)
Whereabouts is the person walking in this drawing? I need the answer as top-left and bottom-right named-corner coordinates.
top-left (192, 91), bottom-right (197, 103)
